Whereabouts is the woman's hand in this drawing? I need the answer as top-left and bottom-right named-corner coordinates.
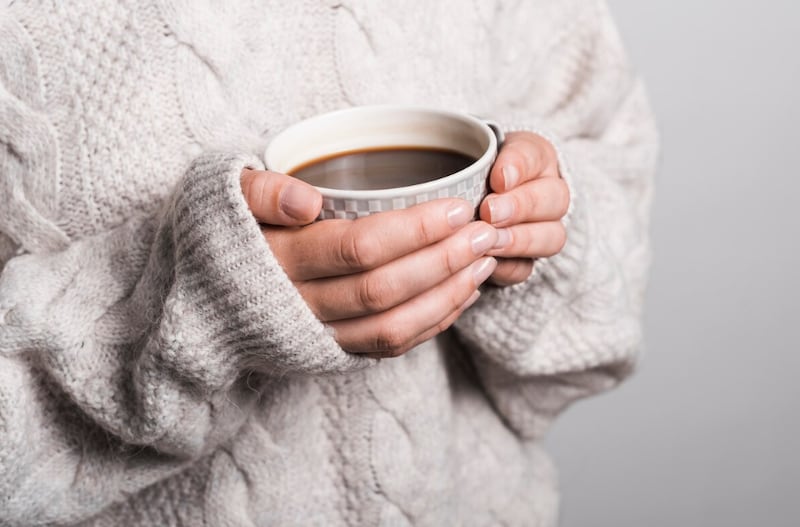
top-left (480, 132), bottom-right (570, 286)
top-left (241, 169), bottom-right (498, 359)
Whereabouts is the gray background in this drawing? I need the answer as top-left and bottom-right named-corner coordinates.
top-left (545, 1), bottom-right (800, 526)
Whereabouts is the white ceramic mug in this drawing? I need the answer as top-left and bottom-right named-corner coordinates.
top-left (264, 106), bottom-right (504, 220)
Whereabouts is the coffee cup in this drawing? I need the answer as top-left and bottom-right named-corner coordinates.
top-left (264, 106), bottom-right (503, 220)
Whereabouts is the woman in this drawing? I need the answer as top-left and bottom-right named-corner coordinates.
top-left (0, 0), bottom-right (658, 525)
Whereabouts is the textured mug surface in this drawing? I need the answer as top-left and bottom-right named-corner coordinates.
top-left (264, 106), bottom-right (503, 220)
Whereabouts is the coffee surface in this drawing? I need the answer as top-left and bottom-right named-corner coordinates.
top-left (290, 147), bottom-right (477, 190)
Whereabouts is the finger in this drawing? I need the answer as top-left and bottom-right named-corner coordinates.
top-left (266, 198), bottom-right (475, 281)
top-left (360, 290), bottom-right (481, 360)
top-left (489, 132), bottom-right (559, 193)
top-left (330, 257), bottom-right (497, 356)
top-left (479, 177), bottom-right (570, 226)
top-left (241, 168), bottom-right (322, 226)
top-left (488, 258), bottom-right (535, 287)
top-left (487, 221), bottom-right (567, 259)
top-left (300, 222), bottom-right (497, 321)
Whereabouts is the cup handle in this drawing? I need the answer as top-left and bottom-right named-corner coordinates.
top-left (481, 118), bottom-right (505, 148)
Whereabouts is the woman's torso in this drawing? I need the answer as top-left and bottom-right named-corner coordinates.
top-left (6, 0), bottom-right (574, 524)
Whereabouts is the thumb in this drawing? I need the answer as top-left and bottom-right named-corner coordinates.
top-left (240, 169), bottom-right (322, 226)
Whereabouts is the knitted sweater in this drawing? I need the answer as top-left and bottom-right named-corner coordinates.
top-left (0, 1), bottom-right (658, 525)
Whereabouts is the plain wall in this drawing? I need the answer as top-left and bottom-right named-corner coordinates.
top-left (545, 1), bottom-right (800, 526)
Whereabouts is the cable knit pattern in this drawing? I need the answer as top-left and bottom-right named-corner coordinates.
top-left (0, 10), bottom-right (67, 253)
top-left (0, 0), bottom-right (657, 525)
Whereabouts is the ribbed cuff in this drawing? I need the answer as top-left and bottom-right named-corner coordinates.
top-left (168, 152), bottom-right (371, 383)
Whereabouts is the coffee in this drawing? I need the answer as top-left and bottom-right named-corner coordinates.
top-left (266, 107), bottom-right (502, 219)
top-left (289, 147), bottom-right (477, 191)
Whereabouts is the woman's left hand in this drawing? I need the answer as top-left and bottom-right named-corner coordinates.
top-left (480, 131), bottom-right (570, 286)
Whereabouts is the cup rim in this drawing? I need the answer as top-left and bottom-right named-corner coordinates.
top-left (264, 105), bottom-right (498, 200)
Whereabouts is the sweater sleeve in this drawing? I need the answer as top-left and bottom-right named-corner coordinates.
top-left (0, 153), bottom-right (368, 522)
top-left (453, 0), bottom-right (659, 439)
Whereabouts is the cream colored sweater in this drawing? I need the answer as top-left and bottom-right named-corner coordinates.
top-left (0, 1), bottom-right (658, 525)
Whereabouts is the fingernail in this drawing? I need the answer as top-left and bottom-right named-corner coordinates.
top-left (472, 257), bottom-right (497, 286)
top-left (488, 195), bottom-right (514, 224)
top-left (460, 290), bottom-right (481, 311)
top-left (494, 228), bottom-right (512, 249)
top-left (447, 202), bottom-right (472, 228)
top-left (471, 225), bottom-right (497, 255)
top-left (280, 183), bottom-right (318, 221)
top-left (502, 165), bottom-right (520, 190)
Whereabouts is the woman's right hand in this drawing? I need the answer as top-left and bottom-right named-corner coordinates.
top-left (241, 169), bottom-right (499, 359)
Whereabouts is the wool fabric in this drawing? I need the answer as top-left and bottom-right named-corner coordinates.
top-left (0, 1), bottom-right (658, 525)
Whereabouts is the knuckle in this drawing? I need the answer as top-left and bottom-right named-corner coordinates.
top-left (449, 292), bottom-right (465, 314)
top-left (504, 146), bottom-right (528, 169)
top-left (339, 231), bottom-right (379, 270)
top-left (533, 133), bottom-right (556, 158)
top-left (374, 325), bottom-right (410, 356)
top-left (435, 317), bottom-right (456, 335)
top-left (509, 144), bottom-right (536, 177)
top-left (523, 228), bottom-right (539, 256)
top-left (436, 318), bottom-right (456, 333)
top-left (528, 145), bottom-right (545, 171)
top-left (523, 185), bottom-right (538, 215)
top-left (556, 225), bottom-right (568, 253)
top-left (516, 139), bottom-right (543, 174)
top-left (414, 213), bottom-right (436, 247)
top-left (357, 275), bottom-right (392, 312)
top-left (541, 139), bottom-right (557, 161)
top-left (498, 259), bottom-right (532, 285)
top-left (547, 224), bottom-right (568, 256)
top-left (506, 259), bottom-right (533, 285)
top-left (515, 259), bottom-right (535, 281)
top-left (441, 240), bottom-right (463, 276)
